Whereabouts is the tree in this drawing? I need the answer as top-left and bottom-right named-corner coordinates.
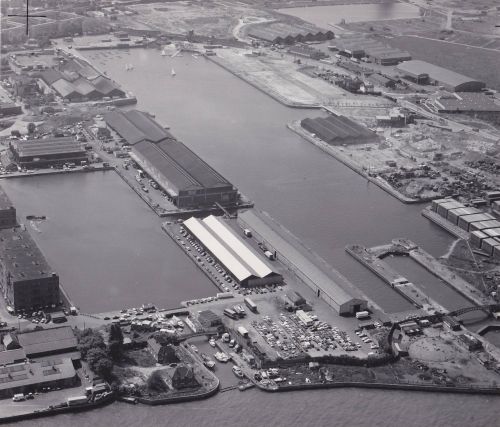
top-left (109, 323), bottom-right (123, 344)
top-left (27, 122), bottom-right (35, 134)
top-left (86, 347), bottom-right (108, 366)
top-left (93, 357), bottom-right (114, 380)
top-left (147, 370), bottom-right (168, 393)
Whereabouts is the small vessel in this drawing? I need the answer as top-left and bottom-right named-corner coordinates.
top-left (201, 354), bottom-right (216, 370)
top-left (209, 338), bottom-right (216, 348)
top-left (171, 68), bottom-right (176, 77)
top-left (26, 215), bottom-right (46, 220)
top-left (232, 365), bottom-right (244, 378)
top-left (238, 382), bottom-right (254, 391)
top-left (214, 352), bottom-right (229, 363)
top-left (204, 360), bottom-right (216, 370)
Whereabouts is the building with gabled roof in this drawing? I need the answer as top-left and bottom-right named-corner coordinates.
top-left (103, 110), bottom-right (238, 208)
top-left (183, 215), bottom-right (283, 287)
top-left (17, 326), bottom-right (78, 358)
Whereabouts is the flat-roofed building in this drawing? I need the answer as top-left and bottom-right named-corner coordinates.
top-left (183, 215), bottom-right (283, 287)
top-left (0, 228), bottom-right (60, 313)
top-left (0, 186), bottom-right (16, 229)
top-left (238, 210), bottom-right (367, 315)
top-left (0, 356), bottom-right (77, 398)
top-left (397, 60), bottom-right (485, 92)
top-left (104, 110), bottom-right (238, 208)
top-left (9, 137), bottom-right (88, 168)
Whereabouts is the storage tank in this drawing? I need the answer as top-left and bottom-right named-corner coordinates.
top-left (437, 201), bottom-right (464, 218)
top-left (458, 213), bottom-right (495, 231)
top-left (447, 207), bottom-right (480, 225)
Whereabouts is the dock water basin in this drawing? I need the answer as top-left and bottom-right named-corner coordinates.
top-left (0, 171), bottom-right (215, 312)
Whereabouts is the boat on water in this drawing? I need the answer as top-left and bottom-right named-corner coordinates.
top-left (208, 338), bottom-right (216, 347)
top-left (204, 360), bottom-right (216, 370)
top-left (26, 215), bottom-right (46, 220)
top-left (232, 365), bottom-right (244, 379)
top-left (238, 382), bottom-right (254, 391)
top-left (214, 352), bottom-right (229, 363)
top-left (171, 68), bottom-right (176, 77)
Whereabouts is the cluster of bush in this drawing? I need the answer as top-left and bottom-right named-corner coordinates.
top-left (76, 324), bottom-right (124, 380)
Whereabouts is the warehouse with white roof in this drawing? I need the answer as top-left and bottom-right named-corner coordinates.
top-left (183, 215), bottom-right (283, 287)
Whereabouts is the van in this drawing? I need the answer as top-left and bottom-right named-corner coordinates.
top-left (13, 394), bottom-right (25, 402)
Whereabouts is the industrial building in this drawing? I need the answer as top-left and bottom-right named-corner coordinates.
top-left (1, 10), bottom-right (83, 44)
top-left (396, 60), bottom-right (486, 92)
top-left (104, 110), bottom-right (238, 208)
top-left (184, 215), bottom-right (283, 287)
top-left (247, 22), bottom-right (333, 45)
top-left (0, 355), bottom-right (77, 399)
top-left (238, 210), bottom-right (368, 316)
top-left (0, 187), bottom-right (16, 229)
top-left (329, 35), bottom-right (411, 65)
top-left (16, 327), bottom-right (78, 358)
top-left (9, 137), bottom-right (88, 168)
top-left (434, 93), bottom-right (500, 124)
top-left (0, 227), bottom-right (60, 313)
top-left (301, 114), bottom-right (378, 146)
top-left (38, 57), bottom-right (125, 102)
top-left (0, 103), bottom-right (22, 117)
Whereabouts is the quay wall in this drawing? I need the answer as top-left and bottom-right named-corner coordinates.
top-left (136, 378), bottom-right (219, 405)
top-left (287, 121), bottom-right (423, 204)
top-left (0, 394), bottom-right (115, 425)
top-left (206, 56), bottom-right (319, 109)
top-left (266, 380), bottom-right (500, 395)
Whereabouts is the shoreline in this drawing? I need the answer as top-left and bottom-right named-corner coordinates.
top-left (205, 55), bottom-right (321, 109)
top-left (259, 380), bottom-right (500, 395)
top-left (287, 121), bottom-right (425, 204)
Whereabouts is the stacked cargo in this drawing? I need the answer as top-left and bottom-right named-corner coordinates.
top-left (484, 228), bottom-right (500, 239)
top-left (469, 220), bottom-right (500, 232)
top-left (470, 230), bottom-right (488, 249)
top-left (431, 198), bottom-right (451, 212)
top-left (482, 237), bottom-right (500, 256)
top-left (437, 200), bottom-right (465, 218)
top-left (458, 213), bottom-right (495, 231)
top-left (494, 245), bottom-right (500, 262)
top-left (447, 207), bottom-right (480, 225)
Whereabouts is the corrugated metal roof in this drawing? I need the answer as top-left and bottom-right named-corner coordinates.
top-left (105, 111), bottom-right (234, 193)
top-left (397, 60), bottom-right (484, 90)
top-left (184, 217), bottom-right (253, 282)
top-left (203, 215), bottom-right (273, 278)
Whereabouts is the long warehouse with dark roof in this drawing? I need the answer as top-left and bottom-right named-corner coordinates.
top-left (301, 114), bottom-right (378, 146)
top-left (397, 60), bottom-right (485, 92)
top-left (104, 110), bottom-right (238, 208)
top-left (183, 215), bottom-right (283, 287)
top-left (238, 210), bottom-right (367, 315)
